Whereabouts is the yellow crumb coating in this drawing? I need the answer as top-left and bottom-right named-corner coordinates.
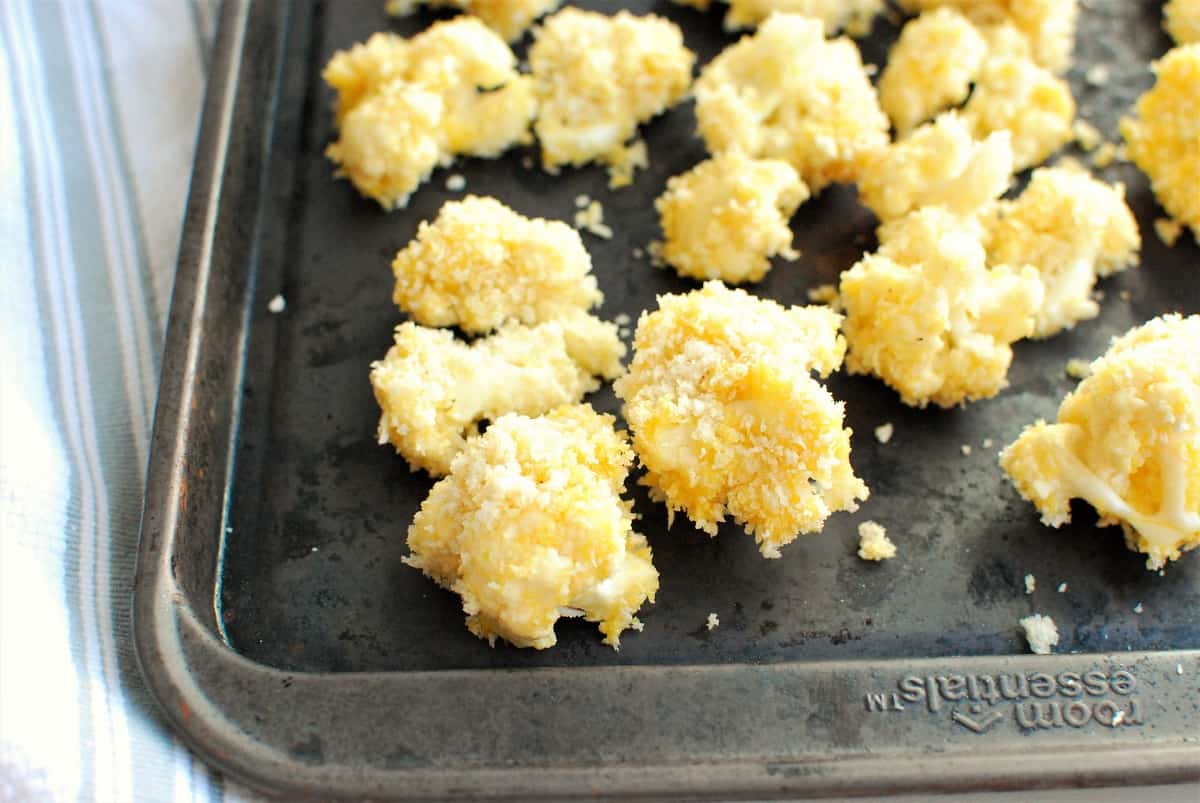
top-left (655, 151), bottom-right (810, 283)
top-left (614, 281), bottom-right (868, 558)
top-left (371, 314), bottom-right (624, 476)
top-left (391, 196), bottom-right (602, 333)
top-left (406, 405), bottom-right (658, 648)
top-left (878, 8), bottom-right (987, 133)
top-left (694, 15), bottom-right (889, 191)
top-left (672, 0), bottom-right (883, 35)
top-left (858, 112), bottom-right (1014, 222)
top-left (840, 207), bottom-right (1044, 408)
top-left (1120, 45), bottom-right (1200, 241)
top-left (896, 0), bottom-right (1078, 74)
top-left (529, 8), bottom-right (694, 187)
top-left (1165, 0), bottom-right (1200, 44)
top-left (323, 19), bottom-right (535, 209)
top-left (857, 521), bottom-right (897, 560)
top-left (386, 0), bottom-right (563, 42)
top-left (983, 166), bottom-right (1140, 338)
top-left (1000, 315), bottom-right (1200, 570)
top-left (962, 54), bottom-right (1075, 170)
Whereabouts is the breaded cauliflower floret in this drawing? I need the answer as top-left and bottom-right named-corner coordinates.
top-left (529, 8), bottom-right (694, 187)
top-left (1000, 315), bottom-right (1200, 570)
top-left (897, 0), bottom-right (1078, 74)
top-left (983, 166), bottom-right (1140, 338)
top-left (406, 405), bottom-right (658, 648)
top-left (371, 315), bottom-right (624, 476)
top-left (386, 0), bottom-right (563, 42)
top-left (391, 196), bottom-right (602, 334)
top-left (655, 151), bottom-right (810, 283)
top-left (840, 207), bottom-right (1044, 408)
top-left (694, 14), bottom-right (889, 191)
top-left (878, 8), bottom-right (987, 134)
top-left (323, 19), bottom-right (536, 209)
top-left (1165, 0), bottom-right (1200, 44)
top-left (857, 112), bottom-right (1014, 223)
top-left (614, 281), bottom-right (869, 558)
top-left (1120, 45), bottom-right (1200, 242)
top-left (671, 0), bottom-right (883, 36)
top-left (963, 55), bottom-right (1075, 171)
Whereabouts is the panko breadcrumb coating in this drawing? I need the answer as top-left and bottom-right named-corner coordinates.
top-left (694, 14), bottom-right (889, 191)
top-left (529, 8), bottom-right (694, 188)
top-left (963, 54), bottom-right (1075, 171)
top-left (372, 315), bottom-right (624, 476)
top-left (406, 405), bottom-right (658, 648)
top-left (857, 521), bottom-right (897, 561)
top-left (983, 166), bottom-right (1140, 338)
top-left (324, 19), bottom-right (535, 208)
top-left (655, 151), bottom-right (810, 284)
top-left (671, 0), bottom-right (883, 36)
top-left (897, 0), bottom-right (1078, 74)
top-left (857, 112), bottom-right (1014, 223)
top-left (1165, 0), bottom-right (1200, 44)
top-left (614, 281), bottom-right (869, 558)
top-left (392, 196), bottom-right (602, 334)
top-left (840, 207), bottom-right (1044, 408)
top-left (1120, 45), bottom-right (1200, 242)
top-left (386, 0), bottom-right (563, 42)
top-left (878, 8), bottom-right (987, 134)
top-left (1000, 315), bottom-right (1200, 570)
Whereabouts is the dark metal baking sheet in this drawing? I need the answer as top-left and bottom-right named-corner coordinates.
top-left (135, 0), bottom-right (1200, 799)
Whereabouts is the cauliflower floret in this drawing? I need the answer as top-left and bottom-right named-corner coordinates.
top-left (962, 54), bottom-right (1075, 171)
top-left (655, 151), bottom-right (810, 283)
top-left (324, 19), bottom-right (535, 209)
top-left (857, 112), bottom-right (1014, 223)
top-left (1165, 0), bottom-right (1200, 44)
top-left (694, 14), bottom-right (889, 191)
top-left (386, 0), bottom-right (563, 42)
top-left (878, 8), bottom-right (987, 133)
top-left (1120, 45), bottom-right (1200, 242)
top-left (983, 166), bottom-right (1140, 338)
top-left (1000, 315), bottom-right (1200, 570)
top-left (613, 281), bottom-right (869, 558)
top-left (897, 0), bottom-right (1078, 74)
top-left (391, 196), bottom-right (602, 334)
top-left (372, 315), bottom-right (624, 476)
top-left (529, 8), bottom-right (694, 187)
top-left (406, 405), bottom-right (658, 648)
top-left (671, 0), bottom-right (883, 36)
top-left (840, 207), bottom-right (1044, 408)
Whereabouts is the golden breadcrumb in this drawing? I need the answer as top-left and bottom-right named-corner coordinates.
top-left (323, 19), bottom-right (535, 208)
top-left (529, 8), bottom-right (694, 187)
top-left (1165, 0), bottom-right (1200, 44)
top-left (391, 196), bottom-right (602, 333)
top-left (1064, 357), bottom-right (1090, 379)
top-left (840, 207), bottom-right (1044, 408)
top-left (371, 315), bottom-right (624, 476)
top-left (878, 8), bottom-right (986, 133)
top-left (406, 405), bottom-right (658, 649)
top-left (573, 199), bottom-right (613, 239)
top-left (694, 14), bottom-right (889, 191)
top-left (614, 281), bottom-right (868, 558)
top-left (897, 0), bottom-right (1078, 74)
top-left (1072, 119), bottom-right (1102, 152)
top-left (963, 54), bottom-right (1075, 171)
top-left (857, 521), bottom-right (897, 561)
top-left (857, 112), bottom-right (1013, 222)
top-left (1019, 613), bottom-right (1059, 654)
top-left (655, 151), bottom-right (810, 283)
top-left (1155, 217), bottom-right (1184, 247)
top-left (983, 166), bottom-right (1140, 338)
top-left (386, 0), bottom-right (563, 42)
top-left (1121, 45), bottom-right (1200, 242)
top-left (1000, 314), bottom-right (1200, 570)
top-left (672, 0), bottom-right (883, 36)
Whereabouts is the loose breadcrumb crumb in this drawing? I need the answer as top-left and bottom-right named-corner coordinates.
top-left (1065, 358), bottom-right (1091, 379)
top-left (874, 423), bottom-right (894, 444)
top-left (1085, 64), bottom-right (1110, 86)
top-left (806, 284), bottom-right (841, 308)
top-left (574, 200), bottom-right (613, 240)
top-left (614, 313), bottom-right (632, 327)
top-left (1155, 217), bottom-right (1184, 247)
top-left (267, 294), bottom-right (286, 314)
top-left (983, 438), bottom-right (995, 449)
top-left (1091, 142), bottom-right (1119, 168)
top-left (445, 173), bottom-right (466, 191)
top-left (961, 444), bottom-right (973, 456)
top-left (706, 612), bottom-right (720, 631)
top-left (1057, 581), bottom-right (1068, 592)
top-left (1133, 602), bottom-right (1144, 614)
top-left (1165, 0), bottom-right (1200, 44)
top-left (1024, 573), bottom-right (1036, 594)
top-left (1020, 613), bottom-right (1060, 654)
top-left (386, 0), bottom-right (563, 42)
top-left (1073, 119), bottom-right (1102, 151)
top-left (857, 520), bottom-right (897, 561)
top-left (405, 405), bottom-right (658, 649)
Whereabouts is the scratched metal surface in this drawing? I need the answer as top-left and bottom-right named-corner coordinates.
top-left (218, 0), bottom-right (1200, 674)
